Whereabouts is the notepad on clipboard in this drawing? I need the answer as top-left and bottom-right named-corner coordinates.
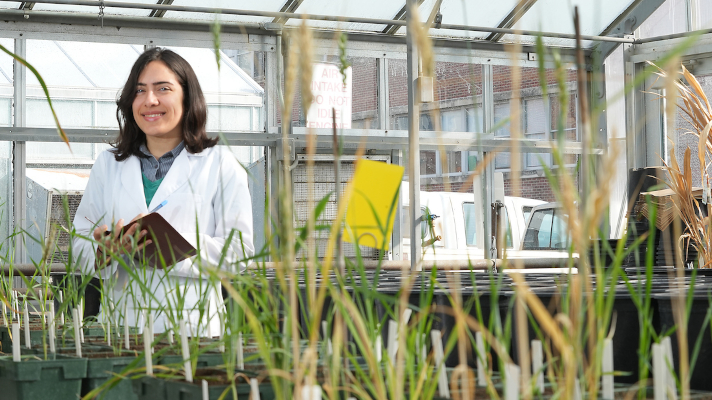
top-left (118, 213), bottom-right (196, 269)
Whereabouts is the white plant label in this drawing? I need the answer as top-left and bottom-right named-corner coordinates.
top-left (476, 332), bottom-right (486, 387)
top-left (430, 330), bottom-right (451, 399)
top-left (602, 338), bottom-right (614, 400)
top-left (12, 323), bottom-right (20, 362)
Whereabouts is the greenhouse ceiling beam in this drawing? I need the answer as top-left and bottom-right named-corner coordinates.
top-left (148, 0), bottom-right (173, 18)
top-left (629, 32), bottom-right (712, 64)
top-left (0, 10), bottom-right (591, 65)
top-left (19, 2), bottom-right (35, 9)
top-left (381, 1), bottom-right (421, 36)
top-left (485, 0), bottom-right (538, 42)
top-left (0, 14), bottom-right (277, 49)
top-left (272, 0), bottom-right (306, 25)
top-left (592, 0), bottom-right (665, 60)
top-left (0, 127), bottom-right (603, 154)
top-left (0, 0), bottom-right (634, 45)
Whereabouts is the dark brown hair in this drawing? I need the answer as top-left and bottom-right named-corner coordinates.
top-left (112, 47), bottom-right (217, 161)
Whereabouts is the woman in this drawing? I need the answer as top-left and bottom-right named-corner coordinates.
top-left (73, 48), bottom-right (254, 335)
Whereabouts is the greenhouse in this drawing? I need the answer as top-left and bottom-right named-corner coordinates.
top-left (0, 0), bottom-right (710, 399)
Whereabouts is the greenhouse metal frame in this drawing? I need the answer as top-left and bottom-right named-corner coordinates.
top-left (0, 0), bottom-right (700, 270)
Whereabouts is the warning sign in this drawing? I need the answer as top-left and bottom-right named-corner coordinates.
top-left (306, 63), bottom-right (352, 129)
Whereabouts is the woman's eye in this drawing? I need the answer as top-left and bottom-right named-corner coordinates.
top-left (159, 87), bottom-right (170, 91)
top-left (136, 88), bottom-right (145, 94)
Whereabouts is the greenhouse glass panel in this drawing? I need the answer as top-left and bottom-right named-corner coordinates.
top-left (207, 105), bottom-right (253, 131)
top-left (0, 38), bottom-right (12, 85)
top-left (287, 0), bottom-right (404, 31)
top-left (167, 46), bottom-right (264, 95)
top-left (389, 60), bottom-right (483, 132)
top-left (0, 98), bottom-right (10, 126)
top-left (27, 142), bottom-right (94, 164)
top-left (96, 101), bottom-right (119, 128)
top-left (493, 63), bottom-right (577, 199)
top-left (0, 71), bottom-right (9, 242)
top-left (32, 0), bottom-right (155, 16)
top-left (288, 56), bottom-right (378, 129)
top-left (0, 140), bottom-right (10, 243)
top-left (26, 40), bottom-right (94, 88)
top-left (56, 42), bottom-right (140, 89)
top-left (164, 0), bottom-right (286, 24)
top-left (697, 0), bottom-right (712, 30)
top-left (396, 0), bottom-right (519, 39)
top-left (466, 107), bottom-right (484, 133)
top-left (0, 2), bottom-right (19, 9)
top-left (26, 99), bottom-right (93, 128)
top-left (674, 72), bottom-right (712, 187)
top-left (638, 0), bottom-right (687, 38)
top-left (509, 0), bottom-right (634, 38)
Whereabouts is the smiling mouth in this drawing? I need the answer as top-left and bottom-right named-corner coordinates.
top-left (143, 113), bottom-right (164, 118)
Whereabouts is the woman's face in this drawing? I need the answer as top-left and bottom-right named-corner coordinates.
top-left (132, 60), bottom-right (184, 141)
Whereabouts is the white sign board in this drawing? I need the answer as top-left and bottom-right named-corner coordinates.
top-left (306, 63), bottom-right (352, 129)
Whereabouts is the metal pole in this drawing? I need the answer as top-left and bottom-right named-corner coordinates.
top-left (406, 0), bottom-right (421, 272)
top-left (0, 0), bottom-right (636, 44)
top-left (482, 65), bottom-right (495, 265)
top-left (378, 57), bottom-right (402, 261)
top-left (12, 38), bottom-right (26, 268)
top-left (623, 34), bottom-right (639, 171)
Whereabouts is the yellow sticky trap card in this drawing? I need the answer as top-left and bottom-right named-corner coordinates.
top-left (343, 159), bottom-right (405, 249)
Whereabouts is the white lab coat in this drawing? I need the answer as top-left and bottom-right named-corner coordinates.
top-left (73, 145), bottom-right (254, 335)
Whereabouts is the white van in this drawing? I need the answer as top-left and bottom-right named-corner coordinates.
top-left (401, 189), bottom-right (546, 262)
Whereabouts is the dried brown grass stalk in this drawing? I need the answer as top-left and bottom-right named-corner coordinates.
top-left (505, 31), bottom-right (530, 400)
top-left (653, 62), bottom-right (712, 269)
top-left (299, 19), bottom-right (314, 115)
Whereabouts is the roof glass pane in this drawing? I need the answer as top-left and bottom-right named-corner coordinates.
top-left (0, 2), bottom-right (20, 9)
top-left (163, 0), bottom-right (284, 24)
top-left (399, 0), bottom-right (521, 39)
top-left (26, 40), bottom-right (94, 87)
top-left (0, 38), bottom-right (13, 85)
top-left (511, 0), bottom-right (635, 37)
top-left (286, 0), bottom-right (403, 32)
top-left (32, 0), bottom-right (156, 16)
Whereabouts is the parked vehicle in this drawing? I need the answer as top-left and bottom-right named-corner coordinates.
top-left (521, 202), bottom-right (571, 251)
top-left (400, 189), bottom-right (546, 262)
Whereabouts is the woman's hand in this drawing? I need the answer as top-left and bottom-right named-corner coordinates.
top-left (94, 214), bottom-right (152, 269)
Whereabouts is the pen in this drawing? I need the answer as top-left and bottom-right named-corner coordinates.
top-left (150, 200), bottom-right (168, 213)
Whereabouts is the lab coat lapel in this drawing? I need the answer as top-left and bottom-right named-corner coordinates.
top-left (121, 156), bottom-right (148, 213)
top-left (148, 149), bottom-right (192, 210)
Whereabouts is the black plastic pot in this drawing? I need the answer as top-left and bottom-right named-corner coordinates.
top-left (655, 290), bottom-right (712, 392)
top-left (0, 354), bottom-right (88, 400)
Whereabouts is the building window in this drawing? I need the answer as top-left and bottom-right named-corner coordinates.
top-left (420, 150), bottom-right (436, 176)
top-left (524, 97), bottom-right (550, 169)
top-left (493, 93), bottom-right (578, 172)
top-left (494, 101), bottom-right (511, 169)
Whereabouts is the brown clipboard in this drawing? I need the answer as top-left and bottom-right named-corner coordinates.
top-left (119, 213), bottom-right (196, 268)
